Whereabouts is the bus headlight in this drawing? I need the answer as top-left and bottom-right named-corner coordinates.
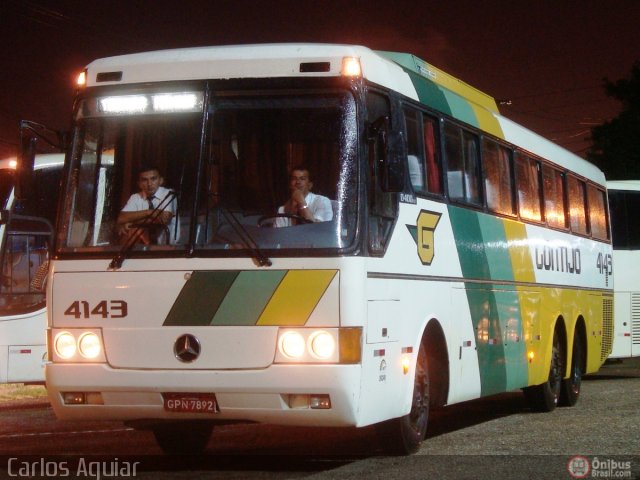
top-left (279, 331), bottom-right (306, 359)
top-left (78, 333), bottom-right (102, 359)
top-left (275, 328), bottom-right (361, 364)
top-left (309, 331), bottom-right (335, 360)
top-left (50, 329), bottom-right (106, 362)
top-left (54, 332), bottom-right (76, 359)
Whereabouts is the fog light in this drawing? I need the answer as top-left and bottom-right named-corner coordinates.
top-left (63, 392), bottom-right (86, 405)
top-left (78, 332), bottom-right (101, 359)
top-left (55, 332), bottom-right (76, 359)
top-left (280, 331), bottom-right (305, 359)
top-left (310, 395), bottom-right (331, 409)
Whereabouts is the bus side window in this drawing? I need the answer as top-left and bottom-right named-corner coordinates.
top-left (587, 185), bottom-right (609, 240)
top-left (0, 232), bottom-right (48, 314)
top-left (423, 115), bottom-right (442, 195)
top-left (482, 138), bottom-right (514, 215)
top-left (542, 164), bottom-right (566, 229)
top-left (367, 92), bottom-right (396, 255)
top-left (403, 108), bottom-right (424, 192)
top-left (444, 121), bottom-right (481, 205)
top-left (567, 175), bottom-right (588, 235)
top-left (515, 153), bottom-right (542, 222)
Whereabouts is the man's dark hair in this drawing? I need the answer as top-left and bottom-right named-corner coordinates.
top-left (290, 164), bottom-right (312, 181)
top-left (138, 165), bottom-right (161, 177)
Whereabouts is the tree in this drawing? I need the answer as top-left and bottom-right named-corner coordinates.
top-left (588, 61), bottom-right (640, 179)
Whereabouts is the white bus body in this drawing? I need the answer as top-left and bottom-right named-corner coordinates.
top-left (0, 154), bottom-right (63, 383)
top-left (607, 180), bottom-right (640, 358)
top-left (45, 44), bottom-right (612, 453)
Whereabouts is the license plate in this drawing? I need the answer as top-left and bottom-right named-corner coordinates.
top-left (163, 393), bottom-right (219, 413)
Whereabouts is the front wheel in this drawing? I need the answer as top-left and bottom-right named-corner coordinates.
top-left (152, 421), bottom-right (213, 455)
top-left (377, 342), bottom-right (430, 454)
top-left (523, 330), bottom-right (564, 412)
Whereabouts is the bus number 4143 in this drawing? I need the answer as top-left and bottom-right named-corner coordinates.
top-left (64, 300), bottom-right (128, 319)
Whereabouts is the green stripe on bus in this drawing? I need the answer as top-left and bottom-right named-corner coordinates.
top-left (406, 70), bottom-right (452, 116)
top-left (164, 271), bottom-right (239, 326)
top-left (450, 207), bottom-right (528, 395)
top-left (210, 270), bottom-right (287, 326)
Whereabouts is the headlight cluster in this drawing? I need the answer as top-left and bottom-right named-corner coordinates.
top-left (276, 327), bottom-right (361, 364)
top-left (52, 329), bottom-right (105, 362)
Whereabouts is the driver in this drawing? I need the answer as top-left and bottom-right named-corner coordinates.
top-left (117, 165), bottom-right (178, 244)
top-left (276, 165), bottom-right (332, 227)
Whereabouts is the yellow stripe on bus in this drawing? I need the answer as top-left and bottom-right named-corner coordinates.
top-left (503, 220), bottom-right (536, 284)
top-left (256, 270), bottom-right (337, 326)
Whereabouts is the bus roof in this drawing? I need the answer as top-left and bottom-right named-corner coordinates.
top-left (607, 180), bottom-right (640, 192)
top-left (84, 43), bottom-right (605, 185)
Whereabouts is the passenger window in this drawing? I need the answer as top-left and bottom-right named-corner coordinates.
top-left (403, 108), bottom-right (425, 192)
top-left (515, 153), bottom-right (541, 221)
top-left (567, 175), bottom-right (588, 235)
top-left (542, 165), bottom-right (566, 229)
top-left (482, 139), bottom-right (514, 215)
top-left (444, 122), bottom-right (480, 205)
top-left (588, 185), bottom-right (609, 240)
top-left (423, 115), bottom-right (442, 195)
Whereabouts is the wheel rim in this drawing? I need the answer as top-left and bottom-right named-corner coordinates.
top-left (549, 336), bottom-right (563, 403)
top-left (409, 349), bottom-right (429, 438)
top-left (570, 344), bottom-right (583, 395)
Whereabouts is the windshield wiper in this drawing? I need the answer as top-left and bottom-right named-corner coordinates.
top-left (219, 207), bottom-right (272, 267)
top-left (109, 191), bottom-right (176, 270)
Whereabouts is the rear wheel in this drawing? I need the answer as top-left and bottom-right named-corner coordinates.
top-left (524, 330), bottom-right (564, 412)
top-left (560, 333), bottom-right (584, 407)
top-left (152, 421), bottom-right (213, 455)
top-left (377, 341), bottom-right (430, 454)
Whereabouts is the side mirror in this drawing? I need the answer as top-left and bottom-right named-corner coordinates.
top-left (16, 120), bottom-right (67, 200)
top-left (16, 132), bottom-right (37, 200)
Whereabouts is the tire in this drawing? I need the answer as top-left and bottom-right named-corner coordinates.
top-left (377, 341), bottom-right (430, 454)
top-left (152, 421), bottom-right (213, 455)
top-left (560, 332), bottom-right (584, 407)
top-left (523, 330), bottom-right (564, 412)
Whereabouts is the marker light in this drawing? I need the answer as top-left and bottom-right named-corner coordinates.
top-left (528, 351), bottom-right (535, 363)
top-left (76, 70), bottom-right (87, 87)
top-left (78, 332), bottom-right (102, 359)
top-left (100, 95), bottom-right (149, 114)
top-left (402, 354), bottom-right (411, 375)
top-left (341, 57), bottom-right (362, 77)
top-left (55, 332), bottom-right (76, 359)
top-left (280, 331), bottom-right (306, 359)
top-left (152, 93), bottom-right (200, 112)
top-left (309, 331), bottom-right (336, 360)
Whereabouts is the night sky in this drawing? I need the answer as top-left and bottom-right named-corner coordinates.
top-left (2, 0), bottom-right (639, 160)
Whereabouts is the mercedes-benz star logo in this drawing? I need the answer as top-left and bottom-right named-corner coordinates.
top-left (174, 334), bottom-right (201, 363)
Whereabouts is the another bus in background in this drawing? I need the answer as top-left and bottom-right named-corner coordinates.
top-left (0, 153), bottom-right (64, 383)
top-left (607, 180), bottom-right (640, 359)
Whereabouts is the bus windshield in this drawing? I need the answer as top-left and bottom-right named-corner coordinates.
top-left (59, 89), bottom-right (358, 256)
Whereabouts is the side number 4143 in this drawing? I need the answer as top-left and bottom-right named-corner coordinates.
top-left (64, 300), bottom-right (128, 319)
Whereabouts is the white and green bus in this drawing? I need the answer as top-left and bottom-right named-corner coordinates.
top-left (607, 180), bottom-right (640, 359)
top-left (0, 153), bottom-right (63, 383)
top-left (42, 44), bottom-right (613, 454)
